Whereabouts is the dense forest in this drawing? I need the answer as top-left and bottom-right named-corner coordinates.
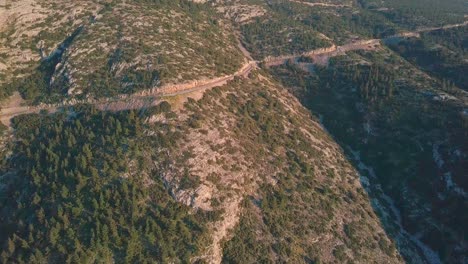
top-left (359, 0), bottom-right (467, 27)
top-left (387, 26), bottom-right (468, 91)
top-left (241, 1), bottom-right (398, 55)
top-left (241, 17), bottom-right (331, 58)
top-left (241, 0), bottom-right (467, 60)
top-left (0, 104), bottom-right (209, 263)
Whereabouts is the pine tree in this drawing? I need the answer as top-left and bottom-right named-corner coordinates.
top-left (7, 237), bottom-right (15, 255)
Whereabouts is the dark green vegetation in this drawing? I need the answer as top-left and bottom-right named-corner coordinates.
top-left (241, 0), bottom-right (467, 59)
top-left (241, 1), bottom-right (396, 57)
top-left (241, 17), bottom-right (331, 58)
top-left (0, 105), bottom-right (209, 263)
top-left (0, 84), bottom-right (15, 106)
top-left (388, 26), bottom-right (468, 90)
top-left (270, 50), bottom-right (468, 262)
top-left (359, 0), bottom-right (468, 27)
top-left (241, 1), bottom-right (397, 58)
top-left (237, 0), bottom-right (468, 262)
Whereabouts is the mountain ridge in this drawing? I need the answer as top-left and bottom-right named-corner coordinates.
top-left (1, 0), bottom-right (467, 263)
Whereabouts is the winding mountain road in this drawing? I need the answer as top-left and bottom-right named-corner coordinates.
top-left (0, 61), bottom-right (257, 125)
top-left (264, 21), bottom-right (468, 66)
top-left (1, 21), bottom-right (467, 126)
top-left (290, 0), bottom-right (350, 8)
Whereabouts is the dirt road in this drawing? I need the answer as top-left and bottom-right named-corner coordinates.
top-left (290, 0), bottom-right (350, 8)
top-left (264, 21), bottom-right (468, 66)
top-left (264, 39), bottom-right (380, 66)
top-left (0, 61), bottom-right (257, 125)
top-left (1, 21), bottom-right (466, 126)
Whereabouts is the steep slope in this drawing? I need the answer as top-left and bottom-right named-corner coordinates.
top-left (270, 47), bottom-right (468, 263)
top-left (230, 1), bottom-right (468, 262)
top-left (0, 72), bottom-right (403, 263)
top-left (150, 73), bottom-right (402, 263)
top-left (0, 105), bottom-right (210, 263)
top-left (387, 26), bottom-right (468, 91)
top-left (0, 0), bottom-right (243, 102)
top-left (217, 77), bottom-right (402, 263)
top-left (1, 0), bottom-right (466, 263)
top-left (0, 0), bottom-right (101, 87)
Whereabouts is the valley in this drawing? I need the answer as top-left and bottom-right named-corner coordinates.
top-left (0, 0), bottom-right (467, 264)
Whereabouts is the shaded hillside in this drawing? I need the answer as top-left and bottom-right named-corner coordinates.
top-left (387, 26), bottom-right (468, 91)
top-left (270, 48), bottom-right (468, 263)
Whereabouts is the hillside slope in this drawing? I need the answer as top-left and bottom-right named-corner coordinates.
top-left (270, 47), bottom-right (468, 263)
top-left (0, 72), bottom-right (403, 263)
top-left (0, 0), bottom-right (466, 263)
top-left (0, 0), bottom-right (243, 102)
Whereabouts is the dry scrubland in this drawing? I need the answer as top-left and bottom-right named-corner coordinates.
top-left (123, 73), bottom-right (403, 263)
top-left (0, 0), bottom-right (467, 263)
top-left (0, 0), bottom-right (243, 99)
